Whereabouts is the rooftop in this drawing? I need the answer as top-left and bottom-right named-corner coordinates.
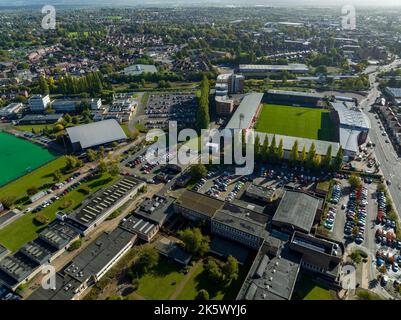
top-left (123, 64), bottom-right (157, 75)
top-left (39, 220), bottom-right (79, 250)
top-left (272, 190), bottom-right (321, 233)
top-left (239, 64), bottom-right (309, 72)
top-left (175, 190), bottom-right (224, 218)
top-left (119, 215), bottom-right (158, 238)
top-left (66, 119), bottom-right (127, 150)
top-left (66, 177), bottom-right (143, 231)
top-left (0, 252), bottom-right (39, 283)
top-left (155, 237), bottom-right (192, 266)
top-left (134, 195), bottom-right (175, 225)
top-left (331, 101), bottom-right (370, 130)
top-left (213, 202), bottom-right (269, 238)
top-left (225, 93), bottom-right (264, 129)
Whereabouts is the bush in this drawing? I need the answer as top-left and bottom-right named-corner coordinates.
top-left (0, 196), bottom-right (16, 209)
top-left (59, 199), bottom-right (74, 209)
top-left (34, 213), bottom-right (49, 225)
top-left (68, 239), bottom-right (82, 251)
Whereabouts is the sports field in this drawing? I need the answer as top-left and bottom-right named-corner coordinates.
top-left (255, 104), bottom-right (337, 141)
top-left (0, 132), bottom-right (57, 186)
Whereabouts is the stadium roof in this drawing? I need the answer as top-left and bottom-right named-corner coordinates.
top-left (272, 190), bottom-right (321, 233)
top-left (66, 119), bottom-right (127, 150)
top-left (255, 132), bottom-right (340, 156)
top-left (225, 93), bottom-right (264, 129)
top-left (331, 101), bottom-right (370, 130)
top-left (267, 89), bottom-right (323, 99)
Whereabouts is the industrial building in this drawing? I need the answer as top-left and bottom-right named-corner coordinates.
top-left (18, 114), bottom-right (63, 125)
top-left (28, 227), bottom-right (137, 300)
top-left (245, 184), bottom-right (280, 203)
top-left (239, 64), bottom-right (309, 77)
top-left (0, 102), bottom-right (24, 119)
top-left (330, 101), bottom-right (370, 158)
top-left (52, 99), bottom-right (79, 113)
top-left (0, 220), bottom-right (79, 290)
top-left (119, 195), bottom-right (174, 242)
top-left (28, 94), bottom-right (51, 113)
top-left (66, 119), bottom-right (127, 151)
top-left (384, 87), bottom-right (401, 106)
top-left (272, 190), bottom-right (323, 234)
top-left (65, 177), bottom-right (145, 235)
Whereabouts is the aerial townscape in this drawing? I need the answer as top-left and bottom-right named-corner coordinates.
top-left (1, 0), bottom-right (401, 306)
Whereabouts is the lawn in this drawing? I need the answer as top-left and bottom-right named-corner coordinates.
top-left (0, 156), bottom-right (68, 202)
top-left (176, 259), bottom-right (249, 300)
top-left (255, 104), bottom-right (337, 142)
top-left (135, 259), bottom-right (186, 300)
top-left (293, 274), bottom-right (336, 300)
top-left (0, 173), bottom-right (117, 252)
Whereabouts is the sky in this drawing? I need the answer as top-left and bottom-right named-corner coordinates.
top-left (0, 0), bottom-right (401, 7)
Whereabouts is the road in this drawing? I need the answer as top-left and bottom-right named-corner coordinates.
top-left (359, 58), bottom-right (401, 217)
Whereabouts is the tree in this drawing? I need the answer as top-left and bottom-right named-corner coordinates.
top-left (196, 289), bottom-right (210, 300)
top-left (0, 196), bottom-right (16, 209)
top-left (108, 161), bottom-right (120, 176)
top-left (254, 134), bottom-right (261, 159)
top-left (222, 255), bottom-right (239, 283)
top-left (138, 247), bottom-right (159, 272)
top-left (68, 239), bottom-right (82, 251)
top-left (190, 164), bottom-right (207, 181)
top-left (332, 146), bottom-right (344, 171)
top-left (261, 135), bottom-right (269, 162)
top-left (54, 123), bottom-right (64, 132)
top-left (349, 174), bottom-right (362, 190)
top-left (196, 76), bottom-right (210, 132)
top-left (322, 145), bottom-right (332, 170)
top-left (64, 114), bottom-right (72, 123)
top-left (204, 257), bottom-right (223, 282)
top-left (268, 135), bottom-right (277, 162)
top-left (277, 138), bottom-right (284, 161)
top-left (300, 145), bottom-right (307, 163)
top-left (27, 186), bottom-right (39, 196)
top-left (86, 149), bottom-right (98, 162)
top-left (98, 160), bottom-right (108, 173)
top-left (313, 154), bottom-right (321, 169)
top-left (64, 156), bottom-right (82, 171)
top-left (306, 143), bottom-right (316, 169)
top-left (177, 227), bottom-right (210, 256)
top-left (53, 170), bottom-right (62, 182)
top-left (290, 140), bottom-right (299, 164)
top-left (99, 146), bottom-right (105, 158)
top-left (38, 75), bottom-right (49, 95)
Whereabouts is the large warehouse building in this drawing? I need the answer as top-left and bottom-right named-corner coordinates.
top-left (239, 64), bottom-right (309, 78)
top-left (66, 119), bottom-right (127, 151)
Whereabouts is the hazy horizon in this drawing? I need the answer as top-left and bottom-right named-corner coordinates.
top-left (1, 0), bottom-right (401, 8)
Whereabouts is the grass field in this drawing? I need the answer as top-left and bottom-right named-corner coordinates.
top-left (0, 173), bottom-right (117, 252)
top-left (255, 104), bottom-right (337, 141)
top-left (135, 259), bottom-right (186, 300)
top-left (293, 274), bottom-right (336, 300)
top-left (0, 156), bottom-right (68, 204)
top-left (176, 260), bottom-right (248, 300)
top-left (0, 133), bottom-right (58, 187)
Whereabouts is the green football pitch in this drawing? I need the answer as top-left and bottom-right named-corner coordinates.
top-left (0, 132), bottom-right (57, 186)
top-left (255, 104), bottom-right (337, 141)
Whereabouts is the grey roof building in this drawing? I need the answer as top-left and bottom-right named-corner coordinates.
top-left (18, 114), bottom-right (63, 125)
top-left (225, 93), bottom-right (264, 130)
top-left (28, 227), bottom-right (137, 300)
top-left (65, 177), bottom-right (145, 235)
top-left (119, 215), bottom-right (159, 242)
top-left (272, 190), bottom-right (322, 234)
top-left (0, 244), bottom-right (10, 262)
top-left (66, 119), bottom-right (127, 151)
top-left (123, 64), bottom-right (157, 76)
top-left (38, 220), bottom-right (79, 251)
top-left (134, 195), bottom-right (175, 226)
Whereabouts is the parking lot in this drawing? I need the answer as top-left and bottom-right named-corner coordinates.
top-left (144, 93), bottom-right (197, 130)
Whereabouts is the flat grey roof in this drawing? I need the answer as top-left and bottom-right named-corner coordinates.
top-left (155, 237), bottom-right (192, 265)
top-left (123, 64), bottom-right (157, 75)
top-left (0, 252), bottom-right (39, 283)
top-left (39, 220), bottom-right (79, 250)
top-left (19, 241), bottom-right (52, 265)
top-left (273, 190), bottom-right (320, 233)
top-left (225, 93), bottom-right (264, 129)
top-left (175, 190), bottom-right (224, 218)
top-left (386, 87), bottom-right (401, 98)
top-left (19, 114), bottom-right (63, 122)
top-left (239, 64), bottom-right (309, 72)
top-left (267, 89), bottom-right (323, 99)
top-left (246, 184), bottom-right (276, 199)
top-left (119, 215), bottom-right (158, 237)
top-left (134, 195), bottom-right (174, 225)
top-left (239, 246), bottom-right (301, 300)
top-left (62, 227), bottom-right (135, 282)
top-left (66, 119), bottom-right (127, 149)
top-left (213, 202), bottom-right (268, 238)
